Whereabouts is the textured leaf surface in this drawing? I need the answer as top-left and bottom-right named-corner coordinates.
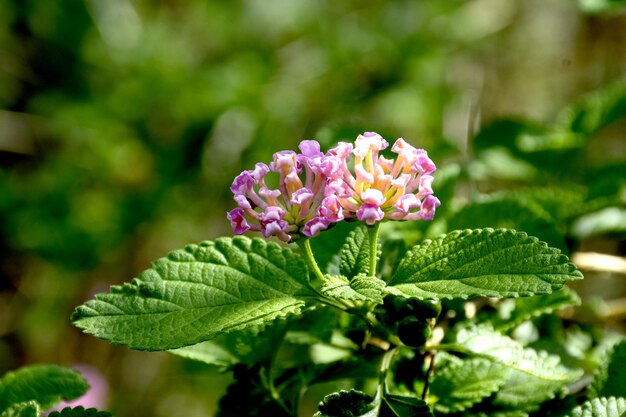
top-left (0, 402), bottom-right (38, 417)
top-left (340, 225), bottom-right (373, 278)
top-left (589, 341), bottom-right (626, 399)
top-left (453, 325), bottom-right (582, 410)
top-left (567, 397), bottom-right (626, 417)
top-left (489, 286), bottom-right (581, 331)
top-left (430, 356), bottom-right (510, 413)
top-left (72, 237), bottom-right (316, 350)
top-left (0, 365), bottom-right (88, 414)
top-left (321, 275), bottom-right (386, 304)
top-left (389, 229), bottom-right (582, 299)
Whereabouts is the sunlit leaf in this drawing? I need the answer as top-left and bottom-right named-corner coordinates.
top-left (451, 325), bottom-right (583, 411)
top-left (430, 355), bottom-right (510, 413)
top-left (388, 229), bottom-right (582, 299)
top-left (567, 397), bottom-right (626, 417)
top-left (340, 225), bottom-right (374, 278)
top-left (321, 275), bottom-right (386, 304)
top-left (72, 237), bottom-right (316, 350)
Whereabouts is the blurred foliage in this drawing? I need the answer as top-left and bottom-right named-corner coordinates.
top-left (1, 0), bottom-right (626, 416)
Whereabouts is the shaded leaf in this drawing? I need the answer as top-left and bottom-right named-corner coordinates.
top-left (72, 237), bottom-right (315, 350)
top-left (314, 390), bottom-right (378, 417)
top-left (488, 286), bottom-right (581, 332)
top-left (311, 222), bottom-right (360, 274)
top-left (0, 365), bottom-right (88, 415)
top-left (0, 402), bottom-right (38, 417)
top-left (555, 80), bottom-right (626, 136)
top-left (169, 320), bottom-right (288, 368)
top-left (389, 229), bottom-right (582, 300)
top-left (217, 364), bottom-right (291, 417)
top-left (380, 395), bottom-right (433, 417)
top-left (447, 195), bottom-right (566, 252)
top-left (589, 341), bottom-right (626, 399)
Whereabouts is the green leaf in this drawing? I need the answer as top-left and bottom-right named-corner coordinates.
top-left (321, 275), bottom-right (386, 304)
top-left (47, 406), bottom-right (113, 417)
top-left (567, 397), bottom-right (626, 417)
top-left (169, 320), bottom-right (288, 368)
top-left (0, 365), bottom-right (88, 414)
top-left (447, 194), bottom-right (567, 252)
top-left (72, 237), bottom-right (316, 350)
top-left (488, 286), bottom-right (581, 332)
top-left (314, 390), bottom-right (379, 417)
top-left (388, 229), bottom-right (583, 300)
top-left (430, 356), bottom-right (510, 413)
top-left (340, 225), bottom-right (373, 278)
top-left (311, 222), bottom-right (360, 274)
top-left (0, 402), bottom-right (38, 417)
top-left (555, 79), bottom-right (626, 136)
top-left (380, 395), bottom-right (433, 417)
top-left (589, 341), bottom-right (626, 399)
top-left (452, 325), bottom-right (583, 410)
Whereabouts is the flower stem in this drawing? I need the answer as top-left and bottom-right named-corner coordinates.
top-left (367, 222), bottom-right (381, 277)
top-left (378, 346), bottom-right (397, 389)
top-left (297, 238), bottom-right (326, 284)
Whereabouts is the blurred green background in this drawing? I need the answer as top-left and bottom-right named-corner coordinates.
top-left (1, 0), bottom-right (626, 416)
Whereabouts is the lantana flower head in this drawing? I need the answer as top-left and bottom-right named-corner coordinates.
top-left (227, 132), bottom-right (440, 241)
top-left (334, 132), bottom-right (441, 225)
top-left (227, 140), bottom-right (349, 242)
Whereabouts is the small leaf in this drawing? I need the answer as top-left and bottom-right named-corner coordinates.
top-left (589, 341), bottom-right (626, 399)
top-left (0, 402), bottom-right (38, 417)
top-left (340, 225), bottom-right (373, 278)
top-left (314, 390), bottom-right (379, 417)
top-left (321, 275), bottom-right (386, 304)
top-left (0, 365), bottom-right (88, 414)
top-left (430, 356), bottom-right (511, 413)
top-left (488, 286), bottom-right (581, 332)
top-left (72, 237), bottom-right (316, 350)
top-left (48, 406), bottom-right (113, 417)
top-left (388, 229), bottom-right (583, 300)
top-left (380, 395), bottom-right (433, 417)
top-left (452, 325), bottom-right (583, 410)
top-left (567, 397), bottom-right (626, 417)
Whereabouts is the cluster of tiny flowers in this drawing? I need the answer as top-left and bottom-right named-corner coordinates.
top-left (227, 132), bottom-right (440, 242)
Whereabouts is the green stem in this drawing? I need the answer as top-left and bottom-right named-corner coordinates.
top-left (296, 238), bottom-right (326, 284)
top-left (367, 222), bottom-right (381, 277)
top-left (379, 347), bottom-right (397, 389)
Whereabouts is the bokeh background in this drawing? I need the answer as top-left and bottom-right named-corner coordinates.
top-left (1, 0), bottom-right (626, 415)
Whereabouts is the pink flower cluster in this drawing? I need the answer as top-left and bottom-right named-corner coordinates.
top-left (227, 132), bottom-right (440, 242)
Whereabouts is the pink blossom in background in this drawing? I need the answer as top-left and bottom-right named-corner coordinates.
top-left (49, 365), bottom-right (108, 414)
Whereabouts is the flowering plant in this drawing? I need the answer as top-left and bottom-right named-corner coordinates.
top-left (10, 132), bottom-right (624, 417)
